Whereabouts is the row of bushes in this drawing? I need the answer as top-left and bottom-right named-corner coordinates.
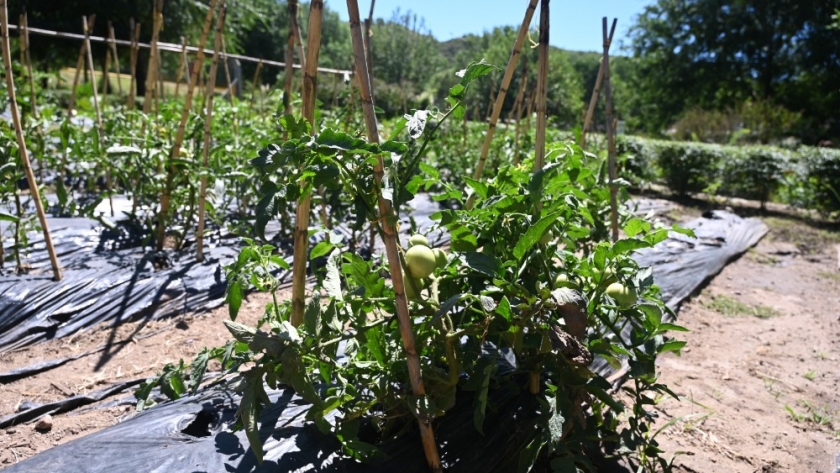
top-left (617, 136), bottom-right (840, 213)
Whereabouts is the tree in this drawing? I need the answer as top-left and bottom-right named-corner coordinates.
top-left (628, 0), bottom-right (840, 143)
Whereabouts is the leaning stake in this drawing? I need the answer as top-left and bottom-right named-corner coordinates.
top-left (290, 0), bottom-right (323, 327)
top-left (156, 0), bottom-right (219, 251)
top-left (580, 20), bottom-right (616, 149)
top-left (197, 6), bottom-right (226, 262)
top-left (602, 17), bottom-right (619, 242)
top-left (0, 0), bottom-right (62, 281)
top-left (466, 0), bottom-right (538, 209)
top-left (107, 22), bottom-right (123, 97)
top-left (346, 1), bottom-right (443, 471)
top-left (83, 15), bottom-right (114, 217)
top-left (534, 0), bottom-right (550, 173)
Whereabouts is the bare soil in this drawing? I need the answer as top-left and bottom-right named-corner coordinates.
top-left (1, 199), bottom-right (839, 472)
top-left (649, 209), bottom-right (840, 473)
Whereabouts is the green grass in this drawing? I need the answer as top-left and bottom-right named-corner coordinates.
top-left (700, 294), bottom-right (780, 318)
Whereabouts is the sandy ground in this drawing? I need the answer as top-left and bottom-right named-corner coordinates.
top-left (1, 200), bottom-right (839, 471)
top-left (649, 213), bottom-right (840, 473)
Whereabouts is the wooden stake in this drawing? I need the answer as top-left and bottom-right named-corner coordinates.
top-left (363, 0), bottom-right (375, 96)
top-left (282, 0), bottom-right (299, 118)
top-left (143, 0), bottom-right (163, 114)
top-left (220, 34), bottom-right (235, 101)
top-left (290, 0), bottom-right (323, 327)
top-left (197, 6), bottom-right (226, 263)
top-left (174, 36), bottom-right (187, 98)
top-left (602, 17), bottom-right (619, 242)
top-left (511, 60), bottom-right (529, 164)
top-left (20, 12), bottom-right (37, 119)
top-left (292, 3), bottom-right (306, 71)
top-left (83, 15), bottom-right (114, 217)
top-left (103, 46), bottom-right (111, 95)
top-left (466, 0), bottom-right (538, 209)
top-left (346, 2), bottom-right (442, 470)
top-left (534, 0), bottom-right (549, 173)
top-left (107, 22), bottom-right (122, 97)
top-left (0, 0), bottom-right (62, 281)
top-left (250, 58), bottom-right (263, 114)
top-left (156, 0), bottom-right (219, 251)
top-left (580, 21), bottom-right (616, 149)
top-left (128, 19), bottom-right (140, 110)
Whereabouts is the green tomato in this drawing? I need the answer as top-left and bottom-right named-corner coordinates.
top-left (595, 267), bottom-right (618, 286)
top-left (605, 282), bottom-right (637, 308)
top-left (553, 273), bottom-right (575, 289)
top-left (409, 234), bottom-right (429, 248)
top-left (405, 245), bottom-right (436, 279)
top-left (404, 274), bottom-right (426, 300)
top-left (433, 248), bottom-right (447, 269)
top-left (539, 229), bottom-right (554, 245)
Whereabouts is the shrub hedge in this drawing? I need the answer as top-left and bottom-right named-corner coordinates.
top-left (615, 135), bottom-right (840, 213)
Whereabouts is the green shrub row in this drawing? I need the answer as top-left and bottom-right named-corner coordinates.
top-left (616, 136), bottom-right (840, 213)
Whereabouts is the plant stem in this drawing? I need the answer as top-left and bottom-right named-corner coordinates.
top-left (345, 1), bottom-right (442, 471)
top-left (0, 0), bottom-right (62, 280)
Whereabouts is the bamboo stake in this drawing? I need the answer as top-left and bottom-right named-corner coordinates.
top-left (83, 15), bottom-right (114, 217)
top-left (156, 45), bottom-right (164, 107)
top-left (128, 19), bottom-right (139, 110)
top-left (20, 12), bottom-right (37, 119)
top-left (602, 17), bottom-right (619, 242)
top-left (345, 2), bottom-right (442, 470)
top-left (174, 36), bottom-right (187, 98)
top-left (282, 1), bottom-right (297, 118)
top-left (290, 0), bottom-right (323, 327)
top-left (143, 0), bottom-right (163, 114)
top-left (292, 4), bottom-right (306, 71)
top-left (220, 34), bottom-right (235, 101)
top-left (0, 0), bottom-right (62, 281)
top-left (580, 21), bottom-right (616, 149)
top-left (107, 22), bottom-right (122, 97)
top-left (466, 0), bottom-right (538, 209)
top-left (156, 0), bottom-right (219, 251)
top-left (197, 6), bottom-right (226, 263)
top-left (511, 60), bottom-right (529, 164)
top-left (250, 58), bottom-right (263, 114)
top-left (363, 0), bottom-right (375, 96)
top-left (533, 0), bottom-right (549, 174)
top-left (103, 46), bottom-right (111, 95)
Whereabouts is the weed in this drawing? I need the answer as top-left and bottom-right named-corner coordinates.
top-left (700, 294), bottom-right (780, 318)
top-left (818, 271), bottom-right (840, 282)
top-left (803, 370), bottom-right (816, 381)
top-left (764, 217), bottom-right (840, 254)
top-left (785, 401), bottom-right (836, 429)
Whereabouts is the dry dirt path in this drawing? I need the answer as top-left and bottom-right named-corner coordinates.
top-left (650, 213), bottom-right (840, 473)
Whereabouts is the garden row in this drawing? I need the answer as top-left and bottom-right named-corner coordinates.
top-left (617, 136), bottom-right (840, 213)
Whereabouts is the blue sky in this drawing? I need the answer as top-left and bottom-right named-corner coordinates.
top-left (332, 0), bottom-right (653, 53)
